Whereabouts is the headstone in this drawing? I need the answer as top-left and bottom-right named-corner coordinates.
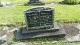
top-left (25, 0), bottom-right (44, 5)
top-left (29, 0), bottom-right (39, 3)
top-left (0, 2), bottom-right (3, 7)
top-left (25, 7), bottom-right (54, 30)
top-left (15, 7), bottom-right (66, 40)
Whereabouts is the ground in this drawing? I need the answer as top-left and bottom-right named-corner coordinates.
top-left (0, 0), bottom-right (80, 45)
top-left (0, 23), bottom-right (80, 45)
top-left (0, 0), bottom-right (80, 25)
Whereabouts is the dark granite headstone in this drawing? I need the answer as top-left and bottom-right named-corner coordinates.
top-left (15, 7), bottom-right (66, 40)
top-left (25, 0), bottom-right (44, 5)
top-left (0, 3), bottom-right (3, 7)
top-left (25, 7), bottom-right (54, 30)
top-left (29, 0), bottom-right (39, 3)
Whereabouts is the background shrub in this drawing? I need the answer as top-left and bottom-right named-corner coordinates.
top-left (64, 0), bottom-right (80, 4)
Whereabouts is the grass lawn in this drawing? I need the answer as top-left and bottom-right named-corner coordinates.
top-left (54, 4), bottom-right (80, 23)
top-left (41, 0), bottom-right (63, 3)
top-left (0, 0), bottom-right (63, 4)
top-left (1, 0), bottom-right (63, 2)
top-left (1, 0), bottom-right (28, 2)
top-left (0, 4), bottom-right (80, 25)
top-left (0, 6), bottom-right (32, 25)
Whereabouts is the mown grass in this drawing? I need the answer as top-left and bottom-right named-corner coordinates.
top-left (0, 6), bottom-right (32, 25)
top-left (1, 0), bottom-right (28, 2)
top-left (54, 4), bottom-right (80, 23)
top-left (41, 0), bottom-right (63, 3)
top-left (0, 4), bottom-right (80, 25)
top-left (1, 0), bottom-right (63, 3)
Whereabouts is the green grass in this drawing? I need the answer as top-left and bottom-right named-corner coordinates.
top-left (1, 0), bottom-right (63, 3)
top-left (1, 0), bottom-right (80, 3)
top-left (0, 6), bottom-right (32, 25)
top-left (41, 0), bottom-right (63, 3)
top-left (1, 0), bottom-right (28, 2)
top-left (54, 4), bottom-right (80, 23)
top-left (0, 4), bottom-right (80, 25)
top-left (0, 0), bottom-right (63, 4)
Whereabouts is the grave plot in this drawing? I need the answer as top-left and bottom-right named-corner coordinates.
top-left (15, 7), bottom-right (66, 40)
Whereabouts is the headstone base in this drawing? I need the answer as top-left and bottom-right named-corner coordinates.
top-left (15, 23), bottom-right (66, 40)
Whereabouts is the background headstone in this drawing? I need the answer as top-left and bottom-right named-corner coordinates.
top-left (25, 0), bottom-right (45, 5)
